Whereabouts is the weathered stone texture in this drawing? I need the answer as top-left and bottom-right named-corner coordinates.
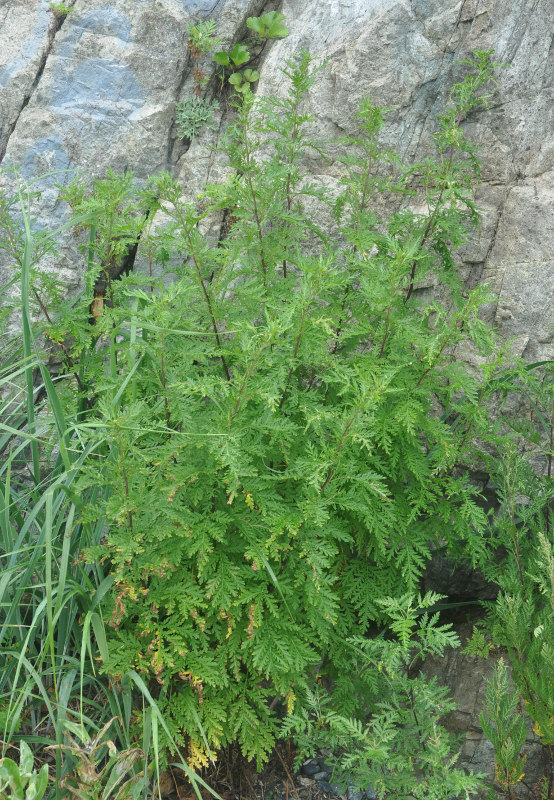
top-left (0, 1), bottom-right (61, 164)
top-left (424, 625), bottom-right (546, 797)
top-left (0, 0), bottom-right (268, 287)
top-left (1, 0), bottom-right (552, 356)
top-left (4, 0), bottom-right (550, 352)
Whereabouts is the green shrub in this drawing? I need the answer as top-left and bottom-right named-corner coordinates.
top-left (472, 361), bottom-right (554, 791)
top-left (13, 43), bottom-right (550, 799)
top-left (480, 659), bottom-right (528, 798)
top-left (284, 592), bottom-right (483, 799)
top-left (34, 49), bottom-right (510, 785)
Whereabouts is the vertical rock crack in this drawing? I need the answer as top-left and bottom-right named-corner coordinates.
top-left (0, 5), bottom-right (74, 166)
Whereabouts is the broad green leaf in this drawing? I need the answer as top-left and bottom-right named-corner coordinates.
top-left (19, 741), bottom-right (33, 776)
top-left (267, 21), bottom-right (289, 38)
top-left (229, 44), bottom-right (249, 66)
top-left (32, 764), bottom-right (50, 799)
top-left (259, 11), bottom-right (286, 25)
top-left (213, 51), bottom-right (230, 66)
top-left (261, 12), bottom-right (289, 38)
top-left (247, 12), bottom-right (289, 38)
top-left (0, 758), bottom-right (23, 794)
top-left (246, 16), bottom-right (265, 36)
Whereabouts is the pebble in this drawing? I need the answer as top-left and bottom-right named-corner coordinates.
top-left (301, 759), bottom-right (321, 777)
top-left (300, 756), bottom-right (378, 800)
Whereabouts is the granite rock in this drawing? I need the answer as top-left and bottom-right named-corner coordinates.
top-left (0, 0), bottom-right (552, 359)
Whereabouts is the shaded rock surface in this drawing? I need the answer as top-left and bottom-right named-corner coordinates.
top-left (423, 624), bottom-right (547, 798)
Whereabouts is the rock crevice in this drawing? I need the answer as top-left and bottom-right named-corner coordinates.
top-left (0, 2), bottom-right (74, 164)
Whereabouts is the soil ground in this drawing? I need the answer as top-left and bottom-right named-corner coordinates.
top-left (159, 742), bottom-right (331, 800)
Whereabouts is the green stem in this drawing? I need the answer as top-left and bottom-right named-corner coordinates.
top-left (320, 406), bottom-right (362, 492)
top-left (279, 295), bottom-right (313, 410)
top-left (243, 131), bottom-right (268, 282)
top-left (182, 225), bottom-right (231, 382)
top-left (19, 188), bottom-right (41, 484)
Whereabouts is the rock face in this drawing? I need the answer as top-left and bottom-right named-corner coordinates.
top-left (0, 0), bottom-right (552, 789)
top-left (1, 0), bottom-right (552, 356)
top-left (424, 624), bottom-right (546, 798)
top-left (0, 0), bottom-right (268, 292)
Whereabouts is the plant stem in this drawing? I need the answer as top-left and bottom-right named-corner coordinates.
top-left (279, 296), bottom-right (313, 409)
top-left (320, 406), bottom-right (362, 491)
top-left (32, 288), bottom-right (93, 409)
top-left (281, 93), bottom-right (302, 279)
top-left (231, 338), bottom-right (270, 418)
top-left (404, 143), bottom-right (455, 303)
top-left (243, 132), bottom-right (268, 282)
top-left (119, 440), bottom-right (134, 532)
top-left (546, 393), bottom-right (553, 536)
top-left (182, 226), bottom-right (231, 382)
top-left (159, 338), bottom-right (171, 428)
top-left (331, 152), bottom-right (373, 353)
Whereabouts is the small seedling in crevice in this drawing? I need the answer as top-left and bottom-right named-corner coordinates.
top-left (213, 42), bottom-right (250, 70)
top-left (175, 96), bottom-right (220, 140)
top-left (213, 11), bottom-right (289, 93)
top-left (228, 68), bottom-right (260, 94)
top-left (177, 18), bottom-right (221, 141)
top-left (188, 18), bottom-right (221, 59)
top-left (47, 2), bottom-right (72, 17)
top-left (187, 18), bottom-right (222, 96)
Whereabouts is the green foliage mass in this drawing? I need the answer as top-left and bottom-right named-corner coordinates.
top-left (283, 592), bottom-right (482, 799)
top-left (470, 361), bottom-right (554, 795)
top-left (0, 741), bottom-right (49, 800)
top-left (1, 41), bottom-right (553, 799)
top-left (40, 49), bottom-right (503, 775)
top-left (213, 12), bottom-right (288, 92)
top-left (187, 19), bottom-right (222, 58)
top-left (480, 659), bottom-right (527, 797)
